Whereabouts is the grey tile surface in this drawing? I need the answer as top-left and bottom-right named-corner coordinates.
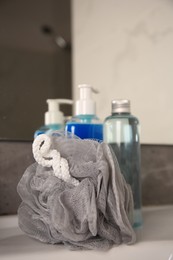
top-left (0, 141), bottom-right (34, 215)
top-left (0, 141), bottom-right (173, 215)
top-left (141, 145), bottom-right (173, 206)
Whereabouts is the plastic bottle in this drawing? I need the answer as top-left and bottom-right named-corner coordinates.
top-left (103, 99), bottom-right (142, 228)
top-left (34, 99), bottom-right (73, 138)
top-left (65, 84), bottom-right (103, 140)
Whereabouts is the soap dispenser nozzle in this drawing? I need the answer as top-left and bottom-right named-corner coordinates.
top-left (76, 84), bottom-right (99, 115)
top-left (78, 84), bottom-right (99, 99)
top-left (45, 99), bottom-right (73, 125)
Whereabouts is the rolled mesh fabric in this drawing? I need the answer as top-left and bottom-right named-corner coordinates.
top-left (17, 132), bottom-right (136, 250)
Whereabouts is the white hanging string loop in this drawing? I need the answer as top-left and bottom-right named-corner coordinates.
top-left (32, 134), bottom-right (79, 186)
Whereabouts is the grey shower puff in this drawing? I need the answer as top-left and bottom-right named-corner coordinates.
top-left (17, 133), bottom-right (136, 250)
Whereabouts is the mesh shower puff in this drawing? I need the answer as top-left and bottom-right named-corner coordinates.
top-left (17, 131), bottom-right (136, 250)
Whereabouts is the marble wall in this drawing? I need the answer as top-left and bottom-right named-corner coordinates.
top-left (72, 0), bottom-right (173, 144)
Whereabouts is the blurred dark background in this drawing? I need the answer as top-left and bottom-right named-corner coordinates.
top-left (0, 0), bottom-right (72, 141)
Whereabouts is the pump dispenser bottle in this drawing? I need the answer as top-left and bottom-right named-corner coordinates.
top-left (34, 99), bottom-right (73, 138)
top-left (65, 84), bottom-right (103, 140)
top-left (104, 100), bottom-right (142, 228)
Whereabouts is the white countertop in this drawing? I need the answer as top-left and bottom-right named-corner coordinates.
top-left (0, 206), bottom-right (173, 260)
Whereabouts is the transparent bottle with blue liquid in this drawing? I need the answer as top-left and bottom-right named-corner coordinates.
top-left (34, 99), bottom-right (73, 138)
top-left (104, 100), bottom-right (142, 228)
top-left (65, 84), bottom-right (103, 140)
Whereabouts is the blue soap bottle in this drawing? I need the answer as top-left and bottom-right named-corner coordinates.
top-left (34, 99), bottom-right (73, 138)
top-left (65, 84), bottom-right (103, 140)
top-left (103, 100), bottom-right (142, 228)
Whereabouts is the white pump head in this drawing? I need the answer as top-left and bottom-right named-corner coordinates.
top-left (45, 99), bottom-right (73, 125)
top-left (75, 84), bottom-right (99, 115)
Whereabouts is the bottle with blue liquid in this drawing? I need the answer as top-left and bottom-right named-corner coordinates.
top-left (65, 84), bottom-right (103, 140)
top-left (34, 99), bottom-right (73, 138)
top-left (103, 99), bottom-right (142, 228)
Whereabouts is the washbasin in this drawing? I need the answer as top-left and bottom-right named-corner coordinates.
top-left (0, 206), bottom-right (173, 260)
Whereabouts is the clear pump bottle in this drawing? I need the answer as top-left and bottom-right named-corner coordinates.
top-left (65, 84), bottom-right (103, 140)
top-left (103, 100), bottom-right (142, 228)
top-left (34, 99), bottom-right (73, 138)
